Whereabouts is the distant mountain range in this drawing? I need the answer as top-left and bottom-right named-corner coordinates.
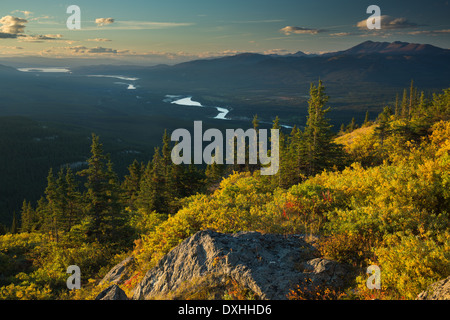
top-left (1, 41), bottom-right (449, 111)
top-left (329, 40), bottom-right (450, 56)
top-left (224, 41), bottom-right (450, 58)
top-left (65, 41), bottom-right (449, 93)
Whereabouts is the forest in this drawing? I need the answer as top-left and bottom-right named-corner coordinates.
top-left (0, 80), bottom-right (449, 300)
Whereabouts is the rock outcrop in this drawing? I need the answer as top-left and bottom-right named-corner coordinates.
top-left (131, 230), bottom-right (350, 300)
top-left (95, 284), bottom-right (128, 300)
top-left (99, 256), bottom-right (134, 286)
top-left (416, 276), bottom-right (450, 300)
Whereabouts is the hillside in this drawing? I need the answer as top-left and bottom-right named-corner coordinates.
top-left (0, 82), bottom-right (448, 300)
top-left (331, 40), bottom-right (450, 56)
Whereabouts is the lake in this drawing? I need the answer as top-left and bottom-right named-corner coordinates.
top-left (167, 95), bottom-right (231, 120)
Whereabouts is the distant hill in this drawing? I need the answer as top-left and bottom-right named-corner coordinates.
top-left (330, 40), bottom-right (450, 56)
top-left (71, 41), bottom-right (449, 94)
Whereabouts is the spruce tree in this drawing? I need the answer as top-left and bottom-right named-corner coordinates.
top-left (401, 89), bottom-right (408, 119)
top-left (375, 106), bottom-right (392, 146)
top-left (65, 167), bottom-right (81, 231)
top-left (394, 93), bottom-right (400, 118)
top-left (45, 168), bottom-right (62, 241)
top-left (122, 159), bottom-right (143, 210)
top-left (20, 200), bottom-right (34, 233)
top-left (137, 148), bottom-right (167, 214)
top-left (303, 80), bottom-right (342, 176)
top-left (10, 212), bottom-right (18, 234)
top-left (78, 134), bottom-right (122, 242)
top-left (364, 110), bottom-right (370, 126)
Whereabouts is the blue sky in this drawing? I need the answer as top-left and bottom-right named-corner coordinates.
top-left (0, 0), bottom-right (449, 63)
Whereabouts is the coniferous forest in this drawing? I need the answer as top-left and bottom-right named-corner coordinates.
top-left (0, 81), bottom-right (449, 300)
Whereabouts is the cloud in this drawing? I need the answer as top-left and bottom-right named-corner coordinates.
top-left (68, 46), bottom-right (117, 54)
top-left (263, 48), bottom-right (290, 55)
top-left (357, 15), bottom-right (419, 30)
top-left (18, 34), bottom-right (63, 42)
top-left (29, 15), bottom-right (55, 23)
top-left (0, 15), bottom-right (28, 34)
top-left (113, 20), bottom-right (194, 30)
top-left (95, 18), bottom-right (115, 26)
top-left (230, 19), bottom-right (285, 24)
top-left (0, 45), bottom-right (23, 49)
top-left (405, 29), bottom-right (450, 35)
top-left (88, 46), bottom-right (117, 54)
top-left (87, 38), bottom-right (112, 42)
top-left (0, 32), bottom-right (18, 38)
top-left (280, 26), bottom-right (324, 35)
top-left (11, 10), bottom-right (33, 18)
top-left (329, 32), bottom-right (353, 37)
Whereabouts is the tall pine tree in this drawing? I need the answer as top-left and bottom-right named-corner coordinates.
top-left (303, 80), bottom-right (343, 176)
top-left (78, 134), bottom-right (123, 243)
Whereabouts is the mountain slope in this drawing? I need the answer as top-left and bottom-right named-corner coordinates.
top-left (333, 40), bottom-right (450, 56)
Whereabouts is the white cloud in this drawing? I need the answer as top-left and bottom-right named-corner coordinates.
top-left (0, 15), bottom-right (27, 34)
top-left (18, 34), bottom-right (63, 42)
top-left (280, 26), bottom-right (324, 35)
top-left (114, 20), bottom-right (194, 30)
top-left (11, 10), bottom-right (33, 18)
top-left (329, 32), bottom-right (352, 37)
top-left (406, 29), bottom-right (450, 35)
top-left (68, 46), bottom-right (117, 54)
top-left (95, 18), bottom-right (115, 26)
top-left (357, 15), bottom-right (419, 30)
top-left (87, 38), bottom-right (112, 42)
top-left (263, 48), bottom-right (290, 55)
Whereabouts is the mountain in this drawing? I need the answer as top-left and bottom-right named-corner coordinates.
top-left (268, 51), bottom-right (309, 58)
top-left (100, 41), bottom-right (449, 90)
top-left (331, 40), bottom-right (450, 56)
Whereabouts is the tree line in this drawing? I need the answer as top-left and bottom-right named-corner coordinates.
top-left (9, 80), bottom-right (448, 244)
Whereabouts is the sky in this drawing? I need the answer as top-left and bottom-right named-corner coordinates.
top-left (0, 0), bottom-right (449, 64)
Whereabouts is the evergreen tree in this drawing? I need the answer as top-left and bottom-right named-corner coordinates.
top-left (161, 129), bottom-right (172, 177)
top-left (137, 148), bottom-right (167, 214)
top-left (78, 134), bottom-right (123, 243)
top-left (205, 160), bottom-right (224, 188)
top-left (64, 167), bottom-right (82, 231)
top-left (277, 125), bottom-right (304, 188)
top-left (394, 93), bottom-right (400, 118)
top-left (401, 88), bottom-right (408, 119)
top-left (34, 196), bottom-right (48, 232)
top-left (418, 91), bottom-right (427, 117)
top-left (20, 200), bottom-right (35, 233)
top-left (303, 80), bottom-right (343, 176)
top-left (364, 110), bottom-right (370, 126)
top-left (121, 159), bottom-right (144, 210)
top-left (252, 114), bottom-right (260, 131)
top-left (10, 211), bottom-right (19, 234)
top-left (409, 79), bottom-right (417, 118)
top-left (375, 106), bottom-right (392, 146)
top-left (45, 168), bottom-right (62, 241)
top-left (103, 159), bottom-right (126, 240)
top-left (339, 123), bottom-right (346, 135)
top-left (10, 211), bottom-right (18, 234)
top-left (349, 117), bottom-right (357, 132)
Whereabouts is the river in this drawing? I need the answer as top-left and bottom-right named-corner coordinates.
top-left (166, 95), bottom-right (231, 120)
